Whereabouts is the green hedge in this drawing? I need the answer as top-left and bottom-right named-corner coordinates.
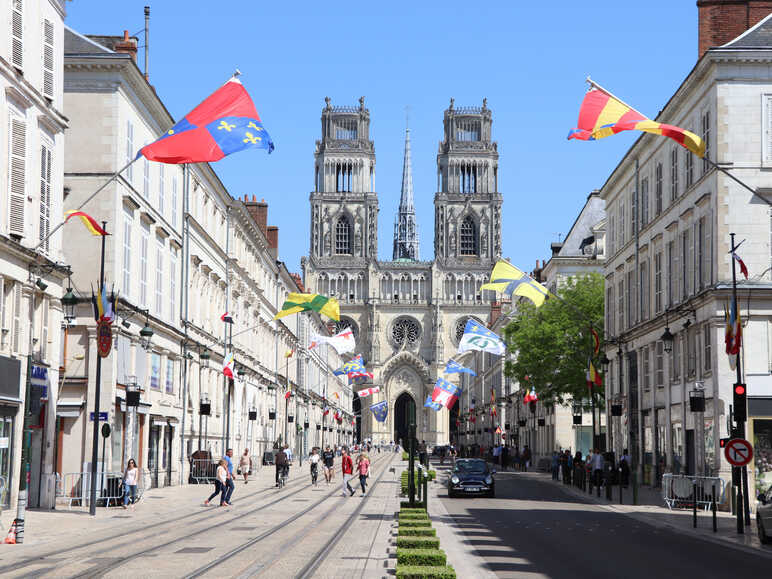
top-left (400, 501), bottom-right (424, 510)
top-left (398, 527), bottom-right (436, 537)
top-left (396, 536), bottom-right (441, 550)
top-left (402, 451), bottom-right (410, 460)
top-left (395, 565), bottom-right (456, 578)
top-left (428, 470), bottom-right (436, 480)
top-left (399, 514), bottom-right (430, 522)
top-left (396, 548), bottom-right (447, 566)
top-left (400, 520), bottom-right (432, 528)
top-left (400, 507), bottom-right (426, 514)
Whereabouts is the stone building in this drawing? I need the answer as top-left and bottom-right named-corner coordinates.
top-left (303, 97), bottom-right (502, 445)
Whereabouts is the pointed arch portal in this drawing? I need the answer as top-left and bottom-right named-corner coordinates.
top-left (394, 392), bottom-right (416, 447)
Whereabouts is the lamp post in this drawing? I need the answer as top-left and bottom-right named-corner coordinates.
top-left (199, 393), bottom-right (211, 453)
top-left (126, 376), bottom-right (140, 465)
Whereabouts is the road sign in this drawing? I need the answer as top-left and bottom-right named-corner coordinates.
top-left (89, 412), bottom-right (108, 422)
top-left (724, 438), bottom-right (753, 467)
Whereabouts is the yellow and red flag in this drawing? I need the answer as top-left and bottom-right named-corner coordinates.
top-left (65, 210), bottom-right (107, 236)
top-left (591, 328), bottom-right (600, 356)
top-left (568, 85), bottom-right (705, 158)
top-left (586, 360), bottom-right (602, 388)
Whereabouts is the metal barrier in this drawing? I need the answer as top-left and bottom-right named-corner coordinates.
top-left (662, 473), bottom-right (725, 511)
top-left (58, 470), bottom-right (146, 509)
top-left (190, 458), bottom-right (218, 484)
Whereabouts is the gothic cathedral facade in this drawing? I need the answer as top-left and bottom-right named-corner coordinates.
top-left (302, 97), bottom-right (502, 445)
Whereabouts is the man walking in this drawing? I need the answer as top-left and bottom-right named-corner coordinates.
top-left (275, 445), bottom-right (288, 487)
top-left (322, 445), bottom-right (335, 484)
top-left (341, 448), bottom-right (355, 496)
top-left (591, 448), bottom-right (604, 489)
top-left (223, 448), bottom-right (235, 505)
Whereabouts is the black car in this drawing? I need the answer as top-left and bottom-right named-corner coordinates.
top-left (758, 486), bottom-right (772, 544)
top-left (448, 458), bottom-right (495, 498)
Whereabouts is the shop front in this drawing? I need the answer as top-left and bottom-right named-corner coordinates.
top-left (0, 355), bottom-right (22, 509)
top-left (750, 399), bottom-right (772, 504)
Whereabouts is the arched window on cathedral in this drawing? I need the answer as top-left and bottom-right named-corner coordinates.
top-left (460, 216), bottom-right (477, 256)
top-left (335, 216), bottom-right (352, 254)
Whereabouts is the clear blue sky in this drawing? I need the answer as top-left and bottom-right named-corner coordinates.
top-left (66, 0), bottom-right (699, 276)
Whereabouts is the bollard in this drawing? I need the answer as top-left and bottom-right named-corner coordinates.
top-left (422, 472), bottom-right (428, 510)
top-left (712, 483), bottom-right (717, 533)
top-left (619, 468), bottom-right (623, 505)
top-left (693, 481), bottom-right (698, 528)
top-left (731, 485), bottom-right (736, 516)
top-left (632, 471), bottom-right (638, 506)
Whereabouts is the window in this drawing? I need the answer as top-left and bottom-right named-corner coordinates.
top-left (668, 239), bottom-right (678, 306)
top-left (159, 164), bottom-right (165, 215)
top-left (335, 163), bottom-right (352, 192)
top-left (700, 214), bottom-right (711, 288)
top-left (334, 118), bottom-right (357, 140)
top-left (11, 0), bottom-right (23, 69)
top-left (670, 146), bottom-right (679, 201)
top-left (642, 346), bottom-right (650, 391)
top-left (641, 177), bottom-right (649, 227)
top-left (155, 243), bottom-right (163, 316)
top-left (640, 260), bottom-right (649, 321)
top-left (170, 246), bottom-right (177, 321)
top-left (606, 284), bottom-right (615, 336)
top-left (334, 215), bottom-right (352, 254)
top-left (150, 353), bottom-right (161, 390)
top-left (672, 333), bottom-right (681, 381)
top-left (140, 223), bottom-right (149, 306)
top-left (702, 111), bottom-right (710, 174)
top-left (655, 162), bottom-right (663, 216)
top-left (39, 142), bottom-right (52, 254)
top-left (687, 326), bottom-right (696, 377)
top-left (8, 111), bottom-right (26, 237)
top-left (703, 324), bottom-right (712, 374)
top-left (143, 158), bottom-right (150, 198)
top-left (123, 210), bottom-right (132, 297)
top-left (626, 270), bottom-right (635, 328)
top-left (654, 252), bottom-right (663, 313)
top-left (460, 216), bottom-right (477, 255)
top-left (608, 213), bottom-right (615, 256)
top-left (42, 19), bottom-right (54, 99)
top-left (126, 120), bottom-right (134, 181)
top-left (456, 120), bottom-right (481, 142)
top-left (685, 140), bottom-right (694, 189)
top-left (459, 164), bottom-right (478, 194)
top-left (681, 229), bottom-right (691, 299)
top-left (165, 358), bottom-right (174, 394)
top-left (630, 189), bottom-right (637, 234)
top-left (619, 202), bottom-right (626, 246)
top-left (171, 174), bottom-right (178, 228)
top-left (655, 341), bottom-right (664, 387)
top-left (617, 279), bottom-right (624, 334)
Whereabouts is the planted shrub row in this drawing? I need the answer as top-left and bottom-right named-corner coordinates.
top-left (394, 503), bottom-right (455, 578)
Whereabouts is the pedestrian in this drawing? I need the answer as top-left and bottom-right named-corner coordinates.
top-left (322, 444), bottom-right (335, 484)
top-left (357, 453), bottom-right (371, 495)
top-left (204, 459), bottom-right (228, 506)
top-left (222, 448), bottom-right (235, 505)
top-left (418, 440), bottom-right (427, 466)
top-left (309, 447), bottom-right (320, 485)
top-left (501, 445), bottom-right (509, 471)
top-left (275, 445), bottom-right (288, 487)
top-left (620, 448), bottom-right (631, 488)
top-left (574, 450), bottom-right (584, 488)
top-left (285, 444), bottom-right (293, 464)
top-left (591, 448), bottom-right (604, 489)
top-left (239, 448), bottom-right (252, 484)
top-left (341, 448), bottom-right (355, 496)
top-left (122, 458), bottom-right (139, 509)
top-left (552, 450), bottom-right (560, 480)
top-left (493, 444), bottom-right (501, 468)
top-left (562, 450), bottom-right (573, 485)
top-left (522, 445), bottom-right (531, 472)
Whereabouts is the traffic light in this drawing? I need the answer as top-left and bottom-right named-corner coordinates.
top-left (733, 383), bottom-right (747, 422)
top-left (719, 437), bottom-right (730, 449)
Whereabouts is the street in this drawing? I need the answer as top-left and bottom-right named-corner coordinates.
top-left (439, 467), bottom-right (772, 578)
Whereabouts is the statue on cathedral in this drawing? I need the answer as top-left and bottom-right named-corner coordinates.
top-left (325, 96), bottom-right (331, 110)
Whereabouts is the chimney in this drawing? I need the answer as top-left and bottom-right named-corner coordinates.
top-left (698, 1), bottom-right (772, 57)
top-left (243, 196), bottom-right (269, 235)
top-left (490, 301), bottom-right (502, 327)
top-left (114, 30), bottom-right (138, 61)
top-left (267, 225), bottom-right (279, 258)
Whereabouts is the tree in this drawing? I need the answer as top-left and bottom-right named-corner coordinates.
top-left (503, 273), bottom-right (604, 406)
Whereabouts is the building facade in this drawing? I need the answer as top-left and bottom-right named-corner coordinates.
top-left (303, 98), bottom-right (502, 445)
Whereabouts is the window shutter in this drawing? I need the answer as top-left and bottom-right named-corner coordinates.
top-left (159, 164), bottom-right (165, 214)
top-left (126, 120), bottom-right (134, 180)
top-left (11, 0), bottom-right (23, 70)
top-left (8, 115), bottom-right (26, 237)
top-left (42, 19), bottom-right (54, 99)
top-left (13, 282), bottom-right (21, 353)
top-left (40, 297), bottom-right (49, 361)
top-left (39, 143), bottom-right (52, 254)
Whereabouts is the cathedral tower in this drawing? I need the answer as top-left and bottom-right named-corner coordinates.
top-left (392, 128), bottom-right (420, 261)
top-left (308, 97), bottom-right (378, 266)
top-left (434, 99), bottom-right (502, 267)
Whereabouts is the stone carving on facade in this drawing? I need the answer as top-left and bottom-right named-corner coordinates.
top-left (354, 228), bottom-right (362, 256)
top-left (323, 229), bottom-right (331, 255)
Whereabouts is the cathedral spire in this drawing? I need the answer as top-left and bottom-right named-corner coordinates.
top-left (393, 127), bottom-right (420, 261)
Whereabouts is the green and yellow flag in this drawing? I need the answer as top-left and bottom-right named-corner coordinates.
top-left (275, 292), bottom-right (340, 321)
top-left (480, 260), bottom-right (550, 307)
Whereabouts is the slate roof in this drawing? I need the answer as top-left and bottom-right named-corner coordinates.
top-left (722, 12), bottom-right (772, 49)
top-left (64, 26), bottom-right (115, 55)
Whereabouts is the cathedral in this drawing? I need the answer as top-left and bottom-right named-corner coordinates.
top-left (302, 97), bottom-right (503, 445)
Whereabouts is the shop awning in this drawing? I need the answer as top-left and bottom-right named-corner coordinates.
top-left (57, 396), bottom-right (85, 418)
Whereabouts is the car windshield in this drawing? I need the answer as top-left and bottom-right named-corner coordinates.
top-left (454, 461), bottom-right (487, 474)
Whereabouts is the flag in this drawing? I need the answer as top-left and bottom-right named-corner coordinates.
top-left (568, 86), bottom-right (705, 158)
top-left (220, 312), bottom-right (233, 324)
top-left (275, 292), bottom-right (340, 321)
top-left (523, 387), bottom-right (538, 405)
top-left (431, 377), bottom-right (462, 409)
top-left (357, 386), bottom-right (380, 397)
top-left (284, 349), bottom-right (294, 358)
top-left (444, 359), bottom-right (477, 376)
top-left (490, 388), bottom-right (497, 417)
top-left (284, 390), bottom-right (292, 400)
top-left (481, 260), bottom-right (550, 307)
top-left (139, 76), bottom-right (273, 164)
top-left (322, 405), bottom-right (330, 416)
top-left (725, 302), bottom-right (742, 370)
top-left (334, 410), bottom-right (342, 423)
top-left (457, 319), bottom-right (506, 356)
top-left (732, 253), bottom-right (749, 280)
top-left (370, 401), bottom-right (388, 423)
top-left (332, 391), bottom-right (340, 401)
top-left (64, 210), bottom-right (108, 236)
top-left (309, 328), bottom-right (355, 354)
top-left (591, 328), bottom-right (600, 356)
top-left (495, 426), bottom-right (502, 435)
top-left (223, 352), bottom-right (234, 379)
top-left (424, 395), bottom-right (442, 411)
top-left (586, 360), bottom-right (602, 388)
top-left (334, 355), bottom-right (373, 384)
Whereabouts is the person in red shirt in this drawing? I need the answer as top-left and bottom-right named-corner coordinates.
top-left (341, 449), bottom-right (355, 497)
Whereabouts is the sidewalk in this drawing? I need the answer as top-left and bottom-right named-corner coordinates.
top-left (532, 469), bottom-right (772, 558)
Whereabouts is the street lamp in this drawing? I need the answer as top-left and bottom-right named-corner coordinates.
top-left (572, 401), bottom-right (583, 425)
top-left (661, 326), bottom-right (674, 354)
top-left (690, 381), bottom-right (706, 476)
top-left (199, 393), bottom-right (211, 453)
top-left (139, 317), bottom-right (154, 351)
top-left (61, 285), bottom-right (77, 322)
top-left (200, 348), bottom-right (210, 368)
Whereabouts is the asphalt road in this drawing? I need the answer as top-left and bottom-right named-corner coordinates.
top-left (439, 468), bottom-right (771, 578)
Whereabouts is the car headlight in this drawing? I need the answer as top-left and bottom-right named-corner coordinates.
top-left (451, 475), bottom-right (460, 484)
top-left (485, 475), bottom-right (493, 485)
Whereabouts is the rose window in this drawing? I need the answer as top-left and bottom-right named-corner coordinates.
top-left (392, 318), bottom-right (420, 346)
top-left (334, 318), bottom-right (358, 339)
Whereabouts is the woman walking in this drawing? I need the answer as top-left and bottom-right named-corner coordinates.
top-left (240, 449), bottom-right (252, 484)
top-left (122, 458), bottom-right (139, 509)
top-left (309, 448), bottom-right (320, 486)
top-left (204, 459), bottom-right (229, 506)
top-left (356, 453), bottom-right (370, 496)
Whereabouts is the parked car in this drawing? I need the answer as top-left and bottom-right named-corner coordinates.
top-left (758, 487), bottom-right (772, 544)
top-left (448, 458), bottom-right (495, 498)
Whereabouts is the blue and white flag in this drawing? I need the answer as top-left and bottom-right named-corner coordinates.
top-left (457, 319), bottom-right (505, 356)
top-left (424, 395), bottom-right (442, 411)
top-left (444, 359), bottom-right (477, 376)
top-left (370, 400), bottom-right (388, 423)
